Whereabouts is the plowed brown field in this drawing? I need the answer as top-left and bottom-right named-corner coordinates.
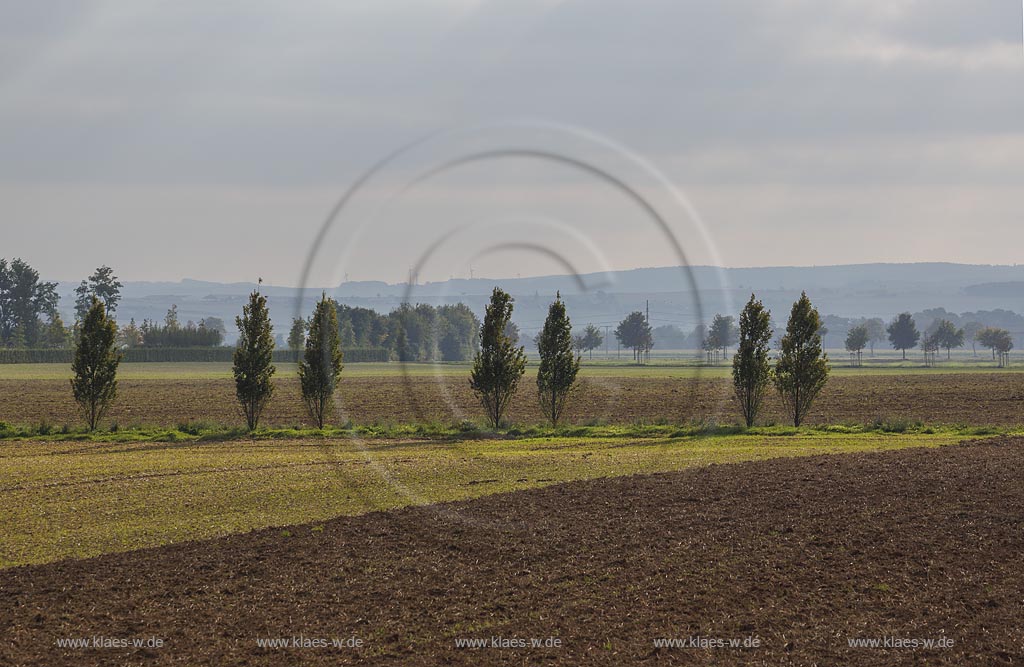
top-left (2, 372), bottom-right (1022, 427)
top-left (3, 438), bottom-right (1023, 665)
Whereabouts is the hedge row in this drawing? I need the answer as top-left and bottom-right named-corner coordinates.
top-left (0, 347), bottom-right (391, 364)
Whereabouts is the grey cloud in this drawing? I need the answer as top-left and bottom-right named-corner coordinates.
top-left (0, 0), bottom-right (1021, 283)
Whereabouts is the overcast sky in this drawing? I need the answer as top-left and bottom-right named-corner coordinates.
top-left (1, 0), bottom-right (1022, 286)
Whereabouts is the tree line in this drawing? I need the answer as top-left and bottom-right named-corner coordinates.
top-left (70, 285), bottom-right (838, 432)
top-left (6, 258), bottom-right (1017, 369)
top-left (287, 301), bottom-right (480, 362)
top-left (675, 310), bottom-right (1014, 368)
top-left (843, 313), bottom-right (1014, 367)
top-left (70, 287), bottom-right (584, 431)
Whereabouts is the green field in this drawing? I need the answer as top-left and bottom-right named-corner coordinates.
top-left (0, 431), bottom-right (980, 568)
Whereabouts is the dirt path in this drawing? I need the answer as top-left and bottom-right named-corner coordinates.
top-left (3, 438), bottom-right (1023, 665)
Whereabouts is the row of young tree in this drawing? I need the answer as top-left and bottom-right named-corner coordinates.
top-left (71, 285), bottom-right (1023, 432)
top-left (845, 314), bottom-right (1013, 367)
top-left (69, 286), bottom-right (584, 431)
top-left (471, 289), bottom-right (835, 428)
top-left (732, 293), bottom-right (830, 427)
top-left (691, 309), bottom-right (1014, 368)
top-left (69, 291), bottom-right (342, 431)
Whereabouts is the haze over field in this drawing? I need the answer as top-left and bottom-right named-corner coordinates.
top-left (42, 262), bottom-right (1024, 348)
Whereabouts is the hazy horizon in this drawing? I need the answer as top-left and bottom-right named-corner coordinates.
top-left (26, 259), bottom-right (1024, 291)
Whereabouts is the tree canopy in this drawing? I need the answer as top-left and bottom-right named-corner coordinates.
top-left (887, 313), bottom-right (920, 359)
top-left (732, 294), bottom-right (773, 427)
top-left (536, 293), bottom-right (580, 426)
top-left (470, 288), bottom-right (527, 428)
top-left (615, 311), bottom-right (652, 364)
top-left (774, 292), bottom-right (830, 426)
top-left (0, 258), bottom-right (58, 348)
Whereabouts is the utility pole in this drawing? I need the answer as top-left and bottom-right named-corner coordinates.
top-left (645, 299), bottom-right (650, 363)
top-left (604, 325), bottom-right (610, 359)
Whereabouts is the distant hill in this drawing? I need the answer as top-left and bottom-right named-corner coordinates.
top-left (963, 282), bottom-right (1024, 298)
top-left (54, 263), bottom-right (1024, 345)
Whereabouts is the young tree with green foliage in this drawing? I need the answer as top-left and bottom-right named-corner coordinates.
top-left (71, 298), bottom-right (121, 430)
top-left (887, 313), bottom-right (920, 360)
top-left (44, 312), bottom-right (71, 349)
top-left (976, 327), bottom-right (1005, 361)
top-left (774, 292), bottom-right (830, 427)
top-left (74, 266), bottom-right (122, 321)
top-left (708, 314), bottom-right (739, 362)
top-left (932, 319), bottom-right (964, 360)
top-left (233, 290), bottom-right (276, 431)
top-left (732, 294), bottom-right (773, 427)
top-left (845, 324), bottom-right (869, 367)
top-left (298, 294), bottom-right (343, 429)
top-left (994, 329), bottom-right (1014, 368)
top-left (921, 331), bottom-right (940, 367)
top-left (977, 327), bottom-right (1014, 367)
top-left (615, 311), bottom-right (652, 364)
top-left (470, 288), bottom-right (527, 428)
top-left (287, 317), bottom-right (307, 352)
top-left (582, 323), bottom-right (604, 360)
top-left (863, 317), bottom-right (885, 356)
top-left (536, 293), bottom-right (581, 426)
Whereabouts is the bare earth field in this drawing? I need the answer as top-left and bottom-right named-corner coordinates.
top-left (2, 370), bottom-right (1023, 428)
top-left (3, 437), bottom-right (1023, 666)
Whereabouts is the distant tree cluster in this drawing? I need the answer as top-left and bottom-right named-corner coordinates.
top-left (0, 258), bottom-right (60, 349)
top-left (128, 307), bottom-right (225, 347)
top-left (289, 302), bottom-right (481, 362)
top-left (572, 324), bottom-right (604, 359)
top-left (0, 262), bottom-right (125, 351)
top-left (701, 314), bottom-right (739, 364)
top-left (977, 327), bottom-right (1014, 367)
